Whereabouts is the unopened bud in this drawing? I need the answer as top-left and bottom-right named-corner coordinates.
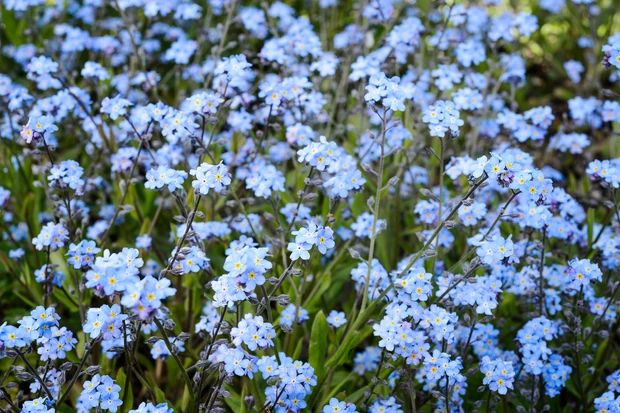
top-left (349, 248), bottom-right (362, 260)
top-left (387, 176), bottom-right (399, 187)
top-left (420, 188), bottom-right (437, 200)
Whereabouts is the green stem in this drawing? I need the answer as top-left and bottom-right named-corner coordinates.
top-left (153, 318), bottom-right (196, 407)
top-left (16, 349), bottom-right (54, 401)
top-left (360, 109), bottom-right (388, 312)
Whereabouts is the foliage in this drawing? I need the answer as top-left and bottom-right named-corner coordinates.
top-left (0, 0), bottom-right (620, 412)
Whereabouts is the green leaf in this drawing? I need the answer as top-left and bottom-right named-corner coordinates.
top-left (1, 7), bottom-right (27, 45)
top-left (318, 371), bottom-right (355, 408)
top-left (309, 310), bottom-right (329, 380)
top-left (345, 384), bottom-right (370, 403)
top-left (52, 289), bottom-right (79, 313)
top-left (223, 388), bottom-right (242, 412)
top-left (304, 273), bottom-right (332, 311)
top-left (586, 208), bottom-right (594, 248)
top-left (116, 368), bottom-right (134, 413)
top-left (326, 296), bottom-right (384, 369)
top-left (351, 192), bottom-right (366, 216)
top-left (153, 386), bottom-right (167, 404)
top-left (14, 290), bottom-right (37, 307)
top-left (293, 336), bottom-right (304, 360)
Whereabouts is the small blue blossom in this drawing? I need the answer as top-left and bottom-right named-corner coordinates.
top-left (323, 398), bottom-right (357, 413)
top-left (145, 166), bottom-right (187, 191)
top-left (100, 96), bottom-right (132, 120)
top-left (326, 310), bottom-right (347, 328)
top-left (32, 222), bottom-right (68, 251)
top-left (481, 356), bottom-right (515, 395)
top-left (190, 162), bottom-right (231, 195)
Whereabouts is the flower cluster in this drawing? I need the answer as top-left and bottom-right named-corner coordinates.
top-left (77, 374), bottom-right (122, 412)
top-left (67, 239), bottom-right (100, 269)
top-left (32, 222), bottom-right (68, 251)
top-left (364, 73), bottom-right (411, 112)
top-left (48, 160), bottom-right (85, 192)
top-left (1, 1), bottom-right (619, 412)
top-left (481, 356), bottom-right (516, 395)
top-left (231, 314), bottom-right (276, 351)
top-left (422, 100), bottom-right (464, 138)
top-left (258, 353), bottom-right (317, 412)
top-left (288, 221), bottom-right (335, 260)
top-left (145, 166), bottom-right (187, 191)
top-left (603, 33), bottom-right (620, 70)
top-left (212, 244), bottom-right (272, 307)
top-left (85, 248), bottom-right (143, 296)
top-left (190, 162), bottom-right (231, 195)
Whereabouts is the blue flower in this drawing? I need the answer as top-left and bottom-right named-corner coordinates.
top-left (323, 398), bottom-right (357, 413)
top-left (145, 166), bottom-right (187, 192)
top-left (326, 310), bottom-right (347, 328)
top-left (101, 96), bottom-right (132, 120)
top-left (32, 222), bottom-right (68, 251)
top-left (481, 356), bottom-right (515, 395)
top-left (190, 162), bottom-right (231, 195)
top-left (78, 374), bottom-right (123, 412)
top-left (422, 100), bottom-right (464, 138)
